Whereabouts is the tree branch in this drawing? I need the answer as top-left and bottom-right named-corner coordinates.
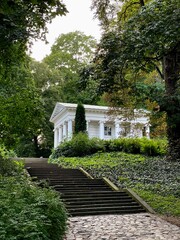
top-left (154, 64), bottom-right (164, 79)
top-left (139, 0), bottom-right (145, 7)
top-left (118, 2), bottom-right (140, 22)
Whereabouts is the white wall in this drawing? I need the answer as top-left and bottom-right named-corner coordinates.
top-left (51, 104), bottom-right (150, 147)
top-left (88, 121), bottom-right (99, 138)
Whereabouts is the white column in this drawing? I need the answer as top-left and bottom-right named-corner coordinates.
top-left (58, 126), bottom-right (62, 143)
top-left (68, 119), bottom-right (73, 139)
top-left (99, 121), bottom-right (104, 139)
top-left (86, 120), bottom-right (90, 136)
top-left (115, 121), bottom-right (120, 139)
top-left (130, 123), bottom-right (134, 138)
top-left (146, 125), bottom-right (150, 138)
top-left (63, 122), bottom-right (67, 140)
top-left (54, 128), bottom-right (58, 148)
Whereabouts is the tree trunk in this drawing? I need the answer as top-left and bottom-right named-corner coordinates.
top-left (139, 0), bottom-right (145, 7)
top-left (163, 44), bottom-right (180, 161)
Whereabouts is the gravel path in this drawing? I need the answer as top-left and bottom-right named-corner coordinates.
top-left (64, 213), bottom-right (180, 240)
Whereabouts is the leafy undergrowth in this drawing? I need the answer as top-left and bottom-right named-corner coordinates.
top-left (0, 175), bottom-right (68, 240)
top-left (50, 152), bottom-right (180, 217)
top-left (51, 134), bottom-right (167, 158)
top-left (0, 148), bottom-right (68, 240)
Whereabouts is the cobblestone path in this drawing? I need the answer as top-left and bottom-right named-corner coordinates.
top-left (64, 213), bottom-right (180, 240)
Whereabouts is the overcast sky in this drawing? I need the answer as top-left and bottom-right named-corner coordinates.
top-left (30, 0), bottom-right (101, 62)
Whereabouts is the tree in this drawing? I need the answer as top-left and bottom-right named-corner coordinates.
top-left (44, 31), bottom-right (97, 103)
top-left (74, 104), bottom-right (87, 134)
top-left (29, 59), bottom-right (65, 156)
top-left (92, 0), bottom-right (180, 160)
top-left (0, 0), bottom-right (67, 65)
top-left (0, 60), bottom-right (45, 153)
top-left (0, 1), bottom-right (67, 156)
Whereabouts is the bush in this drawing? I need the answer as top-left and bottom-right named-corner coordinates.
top-left (51, 135), bottom-right (167, 158)
top-left (107, 138), bottom-right (167, 156)
top-left (0, 175), bottom-right (67, 240)
top-left (0, 144), bottom-right (16, 159)
top-left (0, 145), bottom-right (23, 176)
top-left (51, 133), bottom-right (105, 158)
top-left (0, 145), bottom-right (68, 240)
top-left (88, 137), bottom-right (105, 154)
top-left (140, 138), bottom-right (167, 156)
top-left (71, 133), bottom-right (91, 156)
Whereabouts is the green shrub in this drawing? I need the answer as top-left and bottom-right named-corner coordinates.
top-left (51, 133), bottom-right (105, 158)
top-left (107, 138), bottom-right (167, 156)
top-left (51, 133), bottom-right (90, 157)
top-left (0, 145), bottom-right (67, 239)
top-left (110, 138), bottom-right (142, 154)
top-left (0, 144), bottom-right (16, 159)
top-left (0, 175), bottom-right (67, 240)
top-left (88, 137), bottom-right (105, 154)
top-left (51, 136), bottom-right (167, 158)
top-left (71, 133), bottom-right (91, 156)
top-left (0, 156), bottom-right (24, 176)
top-left (140, 138), bottom-right (167, 156)
top-left (0, 145), bottom-right (23, 176)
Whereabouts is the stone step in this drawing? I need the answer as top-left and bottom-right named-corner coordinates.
top-left (55, 187), bottom-right (111, 192)
top-left (53, 184), bottom-right (111, 188)
top-left (25, 163), bottom-right (147, 216)
top-left (27, 168), bottom-right (80, 172)
top-left (48, 179), bottom-right (105, 185)
top-left (25, 163), bottom-right (56, 168)
top-left (66, 202), bottom-right (140, 209)
top-left (60, 191), bottom-right (129, 197)
top-left (28, 171), bottom-right (84, 176)
top-left (64, 199), bottom-right (138, 206)
top-left (67, 206), bottom-right (146, 217)
top-left (53, 182), bottom-right (110, 187)
top-left (33, 176), bottom-right (88, 180)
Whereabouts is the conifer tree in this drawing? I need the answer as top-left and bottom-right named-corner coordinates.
top-left (74, 104), bottom-right (87, 134)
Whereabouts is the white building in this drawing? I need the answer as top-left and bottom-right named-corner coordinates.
top-left (50, 102), bottom-right (150, 148)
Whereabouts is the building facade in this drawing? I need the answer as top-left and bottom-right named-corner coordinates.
top-left (50, 103), bottom-right (150, 148)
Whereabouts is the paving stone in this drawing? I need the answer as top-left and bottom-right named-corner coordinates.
top-left (64, 213), bottom-right (180, 240)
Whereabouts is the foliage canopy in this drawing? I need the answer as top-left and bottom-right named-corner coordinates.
top-left (91, 0), bottom-right (180, 160)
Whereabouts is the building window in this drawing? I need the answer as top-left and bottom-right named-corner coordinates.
top-left (104, 126), bottom-right (112, 136)
top-left (142, 126), bottom-right (146, 137)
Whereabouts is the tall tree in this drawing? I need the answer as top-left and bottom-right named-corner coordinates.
top-left (0, 1), bottom-right (67, 86)
top-left (0, 60), bottom-right (44, 152)
top-left (92, 0), bottom-right (180, 160)
top-left (0, 0), bottom-right (67, 155)
top-left (29, 59), bottom-right (65, 156)
top-left (44, 31), bottom-right (97, 103)
top-left (74, 104), bottom-right (87, 134)
top-left (0, 0), bottom-right (67, 65)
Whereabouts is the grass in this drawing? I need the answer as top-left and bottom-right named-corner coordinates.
top-left (50, 152), bottom-right (180, 218)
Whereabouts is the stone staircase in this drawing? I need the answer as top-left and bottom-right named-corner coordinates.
top-left (25, 161), bottom-right (148, 217)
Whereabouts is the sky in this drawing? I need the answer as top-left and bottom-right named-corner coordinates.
top-left (30, 0), bottom-right (101, 62)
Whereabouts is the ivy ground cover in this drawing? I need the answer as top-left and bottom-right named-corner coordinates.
top-left (50, 152), bottom-right (180, 217)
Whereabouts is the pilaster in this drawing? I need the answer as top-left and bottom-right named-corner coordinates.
top-left (99, 121), bottom-right (104, 139)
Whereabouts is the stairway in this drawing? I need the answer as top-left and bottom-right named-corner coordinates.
top-left (26, 162), bottom-right (147, 217)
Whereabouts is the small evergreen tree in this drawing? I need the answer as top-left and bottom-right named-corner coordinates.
top-left (74, 104), bottom-right (87, 134)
